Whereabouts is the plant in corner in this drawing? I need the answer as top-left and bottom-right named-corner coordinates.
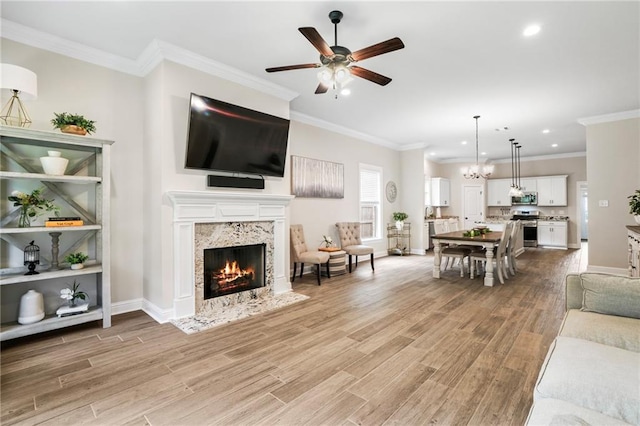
top-left (65, 252), bottom-right (89, 270)
top-left (393, 212), bottom-right (408, 230)
top-left (628, 189), bottom-right (640, 224)
top-left (51, 112), bottom-right (97, 135)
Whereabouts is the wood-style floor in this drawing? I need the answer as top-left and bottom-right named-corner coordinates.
top-left (1, 246), bottom-right (587, 425)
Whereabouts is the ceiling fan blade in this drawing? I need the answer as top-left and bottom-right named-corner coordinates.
top-left (315, 82), bottom-right (330, 94)
top-left (351, 37), bottom-right (405, 62)
top-left (265, 63), bottom-right (321, 73)
top-left (350, 66), bottom-right (392, 86)
top-left (299, 27), bottom-right (334, 57)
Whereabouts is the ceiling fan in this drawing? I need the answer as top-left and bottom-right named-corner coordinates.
top-left (265, 10), bottom-right (405, 94)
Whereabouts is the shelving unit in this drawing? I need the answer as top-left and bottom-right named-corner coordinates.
top-left (387, 223), bottom-right (411, 255)
top-left (0, 126), bottom-right (112, 341)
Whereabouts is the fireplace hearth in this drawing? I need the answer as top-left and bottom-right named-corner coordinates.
top-left (204, 243), bottom-right (266, 299)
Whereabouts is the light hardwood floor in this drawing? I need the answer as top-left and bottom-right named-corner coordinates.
top-left (1, 247), bottom-right (587, 425)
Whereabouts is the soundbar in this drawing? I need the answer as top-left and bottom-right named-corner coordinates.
top-left (207, 175), bottom-right (265, 189)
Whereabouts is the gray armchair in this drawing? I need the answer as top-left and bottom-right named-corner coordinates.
top-left (335, 222), bottom-right (374, 273)
top-left (290, 224), bottom-right (330, 285)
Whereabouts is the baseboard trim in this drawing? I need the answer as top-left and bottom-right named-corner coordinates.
top-left (141, 299), bottom-right (173, 324)
top-left (111, 298), bottom-right (143, 316)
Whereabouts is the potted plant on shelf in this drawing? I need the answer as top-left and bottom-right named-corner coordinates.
top-left (59, 280), bottom-right (89, 310)
top-left (50, 112), bottom-right (97, 135)
top-left (65, 252), bottom-right (89, 270)
top-left (393, 212), bottom-right (409, 230)
top-left (628, 189), bottom-right (640, 225)
top-left (7, 189), bottom-right (59, 227)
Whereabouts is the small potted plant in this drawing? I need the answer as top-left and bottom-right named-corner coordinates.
top-left (7, 189), bottom-right (59, 227)
top-left (322, 235), bottom-right (333, 248)
top-left (51, 112), bottom-right (97, 135)
top-left (59, 280), bottom-right (88, 308)
top-left (393, 212), bottom-right (409, 230)
top-left (628, 189), bottom-right (640, 225)
top-left (65, 252), bottom-right (89, 270)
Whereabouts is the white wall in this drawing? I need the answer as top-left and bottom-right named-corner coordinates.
top-left (585, 116), bottom-right (640, 270)
top-left (288, 121), bottom-right (401, 258)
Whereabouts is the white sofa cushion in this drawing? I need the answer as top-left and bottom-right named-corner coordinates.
top-left (526, 398), bottom-right (632, 425)
top-left (559, 310), bottom-right (640, 353)
top-left (534, 336), bottom-right (640, 425)
top-left (580, 273), bottom-right (640, 319)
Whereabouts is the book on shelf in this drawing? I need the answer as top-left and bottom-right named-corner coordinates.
top-left (45, 220), bottom-right (84, 227)
top-left (48, 217), bottom-right (82, 221)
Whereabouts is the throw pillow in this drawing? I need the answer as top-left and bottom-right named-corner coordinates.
top-left (580, 273), bottom-right (640, 319)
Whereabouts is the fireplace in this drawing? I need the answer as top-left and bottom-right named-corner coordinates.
top-left (204, 243), bottom-right (266, 299)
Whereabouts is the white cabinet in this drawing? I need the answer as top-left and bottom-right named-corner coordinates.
top-left (520, 178), bottom-right (537, 192)
top-left (430, 177), bottom-right (450, 207)
top-left (538, 221), bottom-right (568, 249)
top-left (537, 176), bottom-right (567, 206)
top-left (487, 179), bottom-right (511, 206)
top-left (0, 126), bottom-right (112, 341)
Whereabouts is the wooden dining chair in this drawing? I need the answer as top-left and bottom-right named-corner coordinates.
top-left (433, 220), bottom-right (471, 277)
top-left (506, 220), bottom-right (521, 276)
top-left (469, 221), bottom-right (513, 284)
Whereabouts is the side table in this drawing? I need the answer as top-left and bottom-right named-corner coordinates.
top-left (318, 247), bottom-right (347, 277)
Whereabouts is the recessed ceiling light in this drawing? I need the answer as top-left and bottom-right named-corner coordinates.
top-left (461, 140), bottom-right (467, 145)
top-left (551, 143), bottom-right (558, 148)
top-left (542, 129), bottom-right (550, 134)
top-left (524, 24), bottom-right (541, 37)
top-left (340, 88), bottom-right (351, 96)
top-left (429, 152), bottom-right (436, 156)
top-left (481, 152), bottom-right (487, 156)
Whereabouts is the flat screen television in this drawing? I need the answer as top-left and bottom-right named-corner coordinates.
top-left (184, 93), bottom-right (290, 177)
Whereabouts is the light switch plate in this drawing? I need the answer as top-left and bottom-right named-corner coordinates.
top-left (598, 200), bottom-right (609, 207)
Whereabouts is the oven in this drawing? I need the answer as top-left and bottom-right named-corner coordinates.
top-left (512, 212), bottom-right (539, 247)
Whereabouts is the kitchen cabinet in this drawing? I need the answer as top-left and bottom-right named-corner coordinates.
top-left (0, 126), bottom-right (112, 341)
top-left (430, 177), bottom-right (450, 207)
top-left (537, 176), bottom-right (567, 206)
top-left (487, 179), bottom-right (511, 206)
top-left (538, 220), bottom-right (568, 249)
top-left (519, 177), bottom-right (537, 192)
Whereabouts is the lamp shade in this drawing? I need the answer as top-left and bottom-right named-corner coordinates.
top-left (1, 64), bottom-right (37, 99)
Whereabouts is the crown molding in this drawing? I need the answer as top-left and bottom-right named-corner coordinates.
top-left (290, 111), bottom-right (400, 150)
top-left (577, 109), bottom-right (640, 126)
top-left (1, 19), bottom-right (140, 75)
top-left (439, 151), bottom-right (586, 164)
top-left (1, 19), bottom-right (298, 102)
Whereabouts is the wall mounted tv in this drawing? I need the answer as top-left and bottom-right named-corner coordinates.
top-left (184, 93), bottom-right (290, 177)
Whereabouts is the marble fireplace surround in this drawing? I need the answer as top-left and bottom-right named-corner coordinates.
top-left (166, 190), bottom-right (294, 319)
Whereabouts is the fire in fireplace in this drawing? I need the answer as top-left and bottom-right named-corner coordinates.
top-left (204, 243), bottom-right (266, 299)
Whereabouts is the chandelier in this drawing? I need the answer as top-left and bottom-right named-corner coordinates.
top-left (462, 115), bottom-right (494, 179)
top-left (508, 139), bottom-right (524, 196)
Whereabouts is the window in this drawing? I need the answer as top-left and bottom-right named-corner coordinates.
top-left (359, 164), bottom-right (382, 240)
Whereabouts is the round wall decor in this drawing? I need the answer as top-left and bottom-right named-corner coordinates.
top-left (386, 181), bottom-right (398, 203)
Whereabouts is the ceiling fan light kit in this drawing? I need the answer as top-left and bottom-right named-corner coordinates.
top-left (462, 115), bottom-right (494, 180)
top-left (266, 10), bottom-right (405, 97)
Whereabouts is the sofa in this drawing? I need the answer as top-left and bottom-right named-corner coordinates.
top-left (526, 273), bottom-right (640, 425)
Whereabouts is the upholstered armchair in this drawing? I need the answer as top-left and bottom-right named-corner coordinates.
top-left (290, 224), bottom-right (330, 285)
top-left (335, 222), bottom-right (374, 273)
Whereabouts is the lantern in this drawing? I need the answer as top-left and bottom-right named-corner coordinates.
top-left (24, 240), bottom-right (40, 275)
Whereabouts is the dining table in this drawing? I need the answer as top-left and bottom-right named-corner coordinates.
top-left (431, 230), bottom-right (503, 287)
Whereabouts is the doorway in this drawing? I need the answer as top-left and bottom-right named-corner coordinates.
top-left (578, 181), bottom-right (588, 241)
top-left (462, 184), bottom-right (484, 230)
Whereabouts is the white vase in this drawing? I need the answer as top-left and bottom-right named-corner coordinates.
top-left (635, 215), bottom-right (640, 225)
top-left (71, 263), bottom-right (84, 270)
top-left (40, 150), bottom-right (69, 175)
top-left (18, 289), bottom-right (45, 325)
top-left (395, 220), bottom-right (404, 231)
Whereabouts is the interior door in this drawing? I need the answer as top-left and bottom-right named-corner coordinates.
top-left (463, 185), bottom-right (484, 229)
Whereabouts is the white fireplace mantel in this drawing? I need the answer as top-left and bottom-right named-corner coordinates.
top-left (166, 190), bottom-right (294, 319)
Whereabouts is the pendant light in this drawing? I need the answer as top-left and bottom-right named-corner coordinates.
top-left (514, 142), bottom-right (524, 197)
top-left (461, 115), bottom-right (494, 179)
top-left (508, 139), bottom-right (522, 196)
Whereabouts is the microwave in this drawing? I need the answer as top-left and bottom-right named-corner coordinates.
top-left (511, 192), bottom-right (538, 205)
